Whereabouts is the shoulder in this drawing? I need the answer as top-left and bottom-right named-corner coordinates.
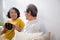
top-left (17, 18), bottom-right (23, 21)
top-left (17, 18), bottom-right (24, 22)
top-left (6, 19), bottom-right (11, 23)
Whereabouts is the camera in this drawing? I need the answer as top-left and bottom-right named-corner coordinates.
top-left (5, 23), bottom-right (13, 30)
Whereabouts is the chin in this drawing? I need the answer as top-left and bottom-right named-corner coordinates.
top-left (12, 18), bottom-right (17, 20)
top-left (26, 18), bottom-right (28, 20)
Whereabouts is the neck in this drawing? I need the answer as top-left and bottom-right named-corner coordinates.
top-left (12, 18), bottom-right (17, 21)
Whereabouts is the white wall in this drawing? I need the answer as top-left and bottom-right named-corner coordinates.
top-left (37, 0), bottom-right (60, 40)
top-left (3, 0), bottom-right (60, 40)
top-left (0, 0), bottom-right (4, 22)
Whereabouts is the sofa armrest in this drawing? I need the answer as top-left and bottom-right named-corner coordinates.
top-left (43, 32), bottom-right (51, 40)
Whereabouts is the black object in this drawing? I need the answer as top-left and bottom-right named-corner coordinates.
top-left (5, 23), bottom-right (13, 30)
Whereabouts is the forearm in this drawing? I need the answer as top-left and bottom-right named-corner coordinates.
top-left (15, 26), bottom-right (22, 32)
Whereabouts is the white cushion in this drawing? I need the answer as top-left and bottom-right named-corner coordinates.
top-left (15, 32), bottom-right (50, 40)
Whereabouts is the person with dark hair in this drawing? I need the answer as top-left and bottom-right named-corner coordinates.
top-left (26, 4), bottom-right (38, 17)
top-left (7, 7), bottom-right (20, 18)
top-left (22, 4), bottom-right (39, 32)
top-left (1, 7), bottom-right (25, 40)
top-left (22, 4), bottom-right (46, 33)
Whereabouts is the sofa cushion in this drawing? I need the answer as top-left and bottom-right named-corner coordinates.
top-left (15, 32), bottom-right (50, 40)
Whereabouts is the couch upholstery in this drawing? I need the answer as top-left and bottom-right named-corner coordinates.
top-left (14, 32), bottom-right (50, 40)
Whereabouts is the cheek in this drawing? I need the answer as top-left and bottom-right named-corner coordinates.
top-left (25, 14), bottom-right (28, 19)
top-left (25, 14), bottom-right (29, 18)
top-left (14, 14), bottom-right (17, 17)
top-left (10, 13), bottom-right (17, 18)
top-left (13, 14), bottom-right (18, 18)
top-left (25, 13), bottom-right (30, 19)
top-left (25, 13), bottom-right (27, 17)
top-left (25, 15), bottom-right (27, 17)
top-left (10, 13), bottom-right (13, 17)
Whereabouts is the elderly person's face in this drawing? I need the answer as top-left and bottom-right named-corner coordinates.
top-left (25, 11), bottom-right (32, 20)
